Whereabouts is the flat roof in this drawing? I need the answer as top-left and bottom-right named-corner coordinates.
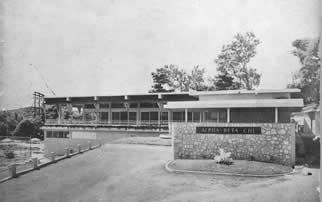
top-left (45, 88), bottom-right (301, 99)
top-left (189, 88), bottom-right (300, 96)
top-left (164, 99), bottom-right (304, 109)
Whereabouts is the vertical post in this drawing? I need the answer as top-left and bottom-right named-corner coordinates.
top-left (200, 112), bottom-right (202, 123)
top-left (275, 107), bottom-right (278, 123)
top-left (32, 158), bottom-right (38, 169)
top-left (137, 102), bottom-right (141, 125)
top-left (50, 152), bottom-right (55, 162)
top-left (227, 108), bottom-right (230, 123)
top-left (78, 144), bottom-right (82, 153)
top-left (185, 109), bottom-right (188, 123)
top-left (65, 148), bottom-right (70, 157)
top-left (108, 102), bottom-right (112, 124)
top-left (8, 164), bottom-right (17, 178)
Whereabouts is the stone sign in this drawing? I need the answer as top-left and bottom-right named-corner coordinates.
top-left (196, 126), bottom-right (261, 134)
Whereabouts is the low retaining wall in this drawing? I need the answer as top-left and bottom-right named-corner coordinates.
top-left (171, 122), bottom-right (295, 166)
top-left (43, 126), bottom-right (167, 156)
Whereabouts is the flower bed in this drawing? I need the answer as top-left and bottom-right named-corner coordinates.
top-left (168, 159), bottom-right (292, 176)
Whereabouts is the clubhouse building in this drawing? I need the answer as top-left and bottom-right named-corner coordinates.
top-left (43, 89), bottom-right (303, 165)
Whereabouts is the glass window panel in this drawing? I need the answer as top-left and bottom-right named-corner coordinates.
top-left (112, 112), bottom-right (120, 121)
top-left (111, 103), bottom-right (124, 108)
top-left (100, 112), bottom-right (109, 121)
top-left (161, 112), bottom-right (168, 121)
top-left (129, 112), bottom-right (137, 121)
top-left (188, 112), bottom-right (193, 121)
top-left (193, 112), bottom-right (201, 122)
top-left (84, 104), bottom-right (95, 109)
top-left (150, 112), bottom-right (158, 121)
top-left (120, 112), bottom-right (128, 121)
top-left (141, 112), bottom-right (149, 121)
top-left (99, 104), bottom-right (109, 109)
top-left (130, 103), bottom-right (138, 108)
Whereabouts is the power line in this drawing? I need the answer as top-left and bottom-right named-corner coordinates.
top-left (29, 64), bottom-right (56, 96)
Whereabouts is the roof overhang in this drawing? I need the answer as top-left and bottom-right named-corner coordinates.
top-left (164, 99), bottom-right (304, 109)
top-left (189, 88), bottom-right (301, 96)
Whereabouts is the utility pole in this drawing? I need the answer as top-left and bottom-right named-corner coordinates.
top-left (33, 92), bottom-right (45, 118)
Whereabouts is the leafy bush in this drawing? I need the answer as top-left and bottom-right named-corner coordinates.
top-left (214, 148), bottom-right (233, 165)
top-left (4, 150), bottom-right (15, 159)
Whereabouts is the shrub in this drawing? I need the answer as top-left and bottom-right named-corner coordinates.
top-left (214, 148), bottom-right (233, 165)
top-left (4, 150), bottom-right (15, 159)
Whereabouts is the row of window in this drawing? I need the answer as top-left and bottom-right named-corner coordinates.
top-left (99, 111), bottom-right (169, 122)
top-left (46, 131), bottom-right (70, 138)
top-left (72, 102), bottom-right (161, 109)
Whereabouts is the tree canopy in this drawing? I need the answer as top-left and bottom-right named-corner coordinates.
top-left (150, 65), bottom-right (208, 92)
top-left (287, 38), bottom-right (320, 104)
top-left (214, 32), bottom-right (261, 90)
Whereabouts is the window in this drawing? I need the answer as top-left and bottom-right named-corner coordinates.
top-left (130, 103), bottom-right (138, 108)
top-left (188, 112), bottom-right (193, 121)
top-left (173, 111), bottom-right (185, 122)
top-left (100, 112), bottom-right (109, 121)
top-left (111, 103), bottom-right (124, 108)
top-left (161, 112), bottom-right (168, 121)
top-left (46, 131), bottom-right (69, 138)
top-left (140, 102), bottom-right (158, 108)
top-left (206, 109), bottom-right (227, 123)
top-left (230, 108), bottom-right (274, 123)
top-left (141, 112), bottom-right (149, 121)
top-left (150, 112), bottom-right (158, 122)
top-left (193, 112), bottom-right (201, 122)
top-left (84, 104), bottom-right (95, 109)
top-left (129, 112), bottom-right (137, 121)
top-left (112, 112), bottom-right (120, 122)
top-left (120, 112), bottom-right (128, 121)
top-left (99, 103), bottom-right (109, 109)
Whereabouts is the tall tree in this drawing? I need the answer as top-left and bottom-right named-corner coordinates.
top-left (287, 38), bottom-right (320, 104)
top-left (212, 74), bottom-right (240, 90)
top-left (215, 32), bottom-right (261, 90)
top-left (188, 65), bottom-right (208, 91)
top-left (150, 65), bottom-right (196, 92)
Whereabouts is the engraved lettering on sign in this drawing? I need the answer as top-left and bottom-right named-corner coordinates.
top-left (196, 127), bottom-right (261, 134)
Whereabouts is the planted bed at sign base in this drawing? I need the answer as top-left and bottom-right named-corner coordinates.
top-left (166, 159), bottom-right (293, 177)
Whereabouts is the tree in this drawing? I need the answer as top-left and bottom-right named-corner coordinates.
top-left (287, 38), bottom-right (320, 104)
top-left (150, 65), bottom-right (191, 92)
top-left (13, 119), bottom-right (36, 137)
top-left (212, 74), bottom-right (240, 90)
top-left (150, 65), bottom-right (173, 92)
top-left (188, 66), bottom-right (208, 91)
top-left (215, 32), bottom-right (261, 90)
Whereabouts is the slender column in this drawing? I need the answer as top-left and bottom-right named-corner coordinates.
top-left (227, 108), bottom-right (230, 123)
top-left (275, 107), bottom-right (278, 123)
top-left (137, 102), bottom-right (141, 125)
top-left (57, 104), bottom-right (62, 124)
top-left (95, 103), bottom-right (99, 123)
top-left (184, 109), bottom-right (188, 123)
top-left (108, 102), bottom-right (112, 124)
top-left (200, 112), bottom-right (202, 123)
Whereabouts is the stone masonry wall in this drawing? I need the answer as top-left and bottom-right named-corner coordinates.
top-left (171, 122), bottom-right (295, 166)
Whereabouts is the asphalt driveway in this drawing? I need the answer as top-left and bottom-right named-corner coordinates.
top-left (0, 144), bottom-right (319, 202)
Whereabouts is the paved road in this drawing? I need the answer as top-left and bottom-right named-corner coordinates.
top-left (0, 144), bottom-right (319, 202)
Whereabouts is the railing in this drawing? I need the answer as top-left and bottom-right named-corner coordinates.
top-left (0, 142), bottom-right (100, 183)
top-left (45, 119), bottom-right (169, 126)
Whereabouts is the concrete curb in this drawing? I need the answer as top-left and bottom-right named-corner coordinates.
top-left (165, 160), bottom-right (292, 178)
top-left (0, 144), bottom-right (101, 184)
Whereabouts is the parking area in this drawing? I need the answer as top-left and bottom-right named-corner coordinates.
top-left (0, 143), bottom-right (319, 202)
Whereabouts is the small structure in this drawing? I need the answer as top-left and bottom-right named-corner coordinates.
top-left (292, 104), bottom-right (320, 137)
top-left (164, 89), bottom-right (303, 166)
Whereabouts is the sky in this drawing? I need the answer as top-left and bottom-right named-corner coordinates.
top-left (0, 0), bottom-right (320, 109)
